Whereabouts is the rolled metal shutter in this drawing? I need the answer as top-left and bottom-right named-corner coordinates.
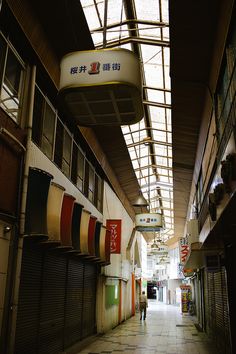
top-left (206, 268), bottom-right (231, 354)
top-left (15, 240), bottom-right (43, 354)
top-left (15, 243), bottom-right (98, 354)
top-left (64, 258), bottom-right (84, 348)
top-left (81, 263), bottom-right (97, 339)
top-left (38, 251), bottom-right (66, 354)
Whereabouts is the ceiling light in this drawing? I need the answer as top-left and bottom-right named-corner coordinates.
top-left (132, 192), bottom-right (149, 207)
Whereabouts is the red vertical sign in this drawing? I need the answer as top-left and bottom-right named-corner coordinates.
top-left (179, 237), bottom-right (189, 265)
top-left (106, 219), bottom-right (122, 254)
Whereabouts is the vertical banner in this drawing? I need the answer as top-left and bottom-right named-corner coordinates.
top-left (106, 219), bottom-right (122, 254)
top-left (179, 237), bottom-right (189, 265)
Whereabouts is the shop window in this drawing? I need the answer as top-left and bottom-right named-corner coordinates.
top-left (32, 86), bottom-right (56, 159)
top-left (0, 32), bottom-right (25, 123)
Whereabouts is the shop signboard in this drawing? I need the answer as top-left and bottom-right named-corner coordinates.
top-left (135, 213), bottom-right (163, 232)
top-left (106, 219), bottom-right (122, 254)
top-left (179, 237), bottom-right (189, 265)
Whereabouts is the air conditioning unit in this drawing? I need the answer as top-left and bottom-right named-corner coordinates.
top-left (186, 219), bottom-right (199, 244)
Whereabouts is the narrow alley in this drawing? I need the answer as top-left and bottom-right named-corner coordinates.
top-left (74, 301), bottom-right (217, 354)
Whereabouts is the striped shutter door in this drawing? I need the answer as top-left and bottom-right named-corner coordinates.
top-left (15, 240), bottom-right (43, 354)
top-left (64, 258), bottom-right (84, 348)
top-left (206, 268), bottom-right (231, 354)
top-left (38, 251), bottom-right (66, 354)
top-left (81, 263), bottom-right (97, 339)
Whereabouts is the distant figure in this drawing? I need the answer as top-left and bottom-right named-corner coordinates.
top-left (139, 291), bottom-right (148, 320)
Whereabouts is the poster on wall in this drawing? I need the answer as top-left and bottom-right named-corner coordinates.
top-left (106, 219), bottom-right (122, 254)
top-left (180, 285), bottom-right (191, 314)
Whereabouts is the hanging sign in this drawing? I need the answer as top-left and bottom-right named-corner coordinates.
top-left (106, 219), bottom-right (122, 254)
top-left (58, 48), bottom-right (144, 126)
top-left (59, 49), bottom-right (141, 89)
top-left (179, 238), bottom-right (189, 265)
top-left (135, 213), bottom-right (163, 232)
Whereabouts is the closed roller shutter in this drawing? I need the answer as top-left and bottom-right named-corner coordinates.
top-left (15, 242), bottom-right (98, 354)
top-left (64, 258), bottom-right (84, 348)
top-left (38, 251), bottom-right (66, 354)
top-left (214, 272), bottom-right (224, 337)
top-left (15, 240), bottom-right (43, 354)
top-left (206, 267), bottom-right (231, 354)
top-left (82, 263), bottom-right (97, 339)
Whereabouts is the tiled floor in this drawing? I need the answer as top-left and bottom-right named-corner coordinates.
top-left (77, 301), bottom-right (217, 354)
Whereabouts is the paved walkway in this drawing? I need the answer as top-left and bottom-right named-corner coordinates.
top-left (77, 300), bottom-right (217, 354)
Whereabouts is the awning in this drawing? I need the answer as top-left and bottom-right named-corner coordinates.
top-left (184, 242), bottom-right (223, 270)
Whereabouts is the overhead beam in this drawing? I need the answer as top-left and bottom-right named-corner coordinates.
top-left (96, 36), bottom-right (169, 49)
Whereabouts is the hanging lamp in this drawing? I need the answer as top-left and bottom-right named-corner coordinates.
top-left (133, 191), bottom-right (149, 207)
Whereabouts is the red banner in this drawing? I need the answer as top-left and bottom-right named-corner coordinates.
top-left (106, 219), bottom-right (122, 254)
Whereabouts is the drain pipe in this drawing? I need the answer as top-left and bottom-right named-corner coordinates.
top-left (7, 64), bottom-right (36, 354)
top-left (19, 65), bottom-right (36, 236)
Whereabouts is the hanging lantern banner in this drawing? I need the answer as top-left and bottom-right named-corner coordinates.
top-left (179, 238), bottom-right (189, 265)
top-left (106, 219), bottom-right (122, 254)
top-left (135, 213), bottom-right (163, 232)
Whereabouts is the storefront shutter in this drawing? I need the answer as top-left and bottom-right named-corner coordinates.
top-left (81, 263), bottom-right (97, 339)
top-left (15, 240), bottom-right (43, 354)
top-left (64, 258), bottom-right (84, 348)
top-left (206, 267), bottom-right (231, 354)
top-left (15, 242), bottom-right (97, 354)
top-left (38, 251), bottom-right (66, 354)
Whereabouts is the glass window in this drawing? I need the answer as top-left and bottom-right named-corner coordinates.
top-left (0, 33), bottom-right (25, 122)
top-left (216, 61), bottom-right (231, 138)
top-left (62, 128), bottom-right (72, 178)
top-left (41, 102), bottom-right (55, 159)
top-left (32, 86), bottom-right (56, 159)
top-left (32, 82), bottom-right (103, 210)
top-left (71, 143), bottom-right (85, 192)
top-left (88, 163), bottom-right (95, 203)
top-left (32, 86), bottom-right (43, 145)
top-left (54, 119), bottom-right (63, 168)
top-left (95, 173), bottom-right (103, 212)
top-left (77, 148), bottom-right (85, 191)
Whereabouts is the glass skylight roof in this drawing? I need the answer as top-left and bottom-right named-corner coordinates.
top-left (81, 0), bottom-right (173, 241)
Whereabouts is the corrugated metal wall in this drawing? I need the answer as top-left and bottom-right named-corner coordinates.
top-left (15, 240), bottom-right (98, 354)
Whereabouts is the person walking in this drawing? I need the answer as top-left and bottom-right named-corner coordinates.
top-left (139, 290), bottom-right (148, 320)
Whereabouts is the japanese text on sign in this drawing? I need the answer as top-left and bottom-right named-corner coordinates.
top-left (70, 61), bottom-right (121, 75)
top-left (106, 219), bottom-right (122, 254)
top-left (179, 237), bottom-right (189, 265)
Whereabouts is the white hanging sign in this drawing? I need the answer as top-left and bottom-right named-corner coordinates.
top-left (59, 48), bottom-right (142, 90)
top-left (135, 213), bottom-right (163, 232)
